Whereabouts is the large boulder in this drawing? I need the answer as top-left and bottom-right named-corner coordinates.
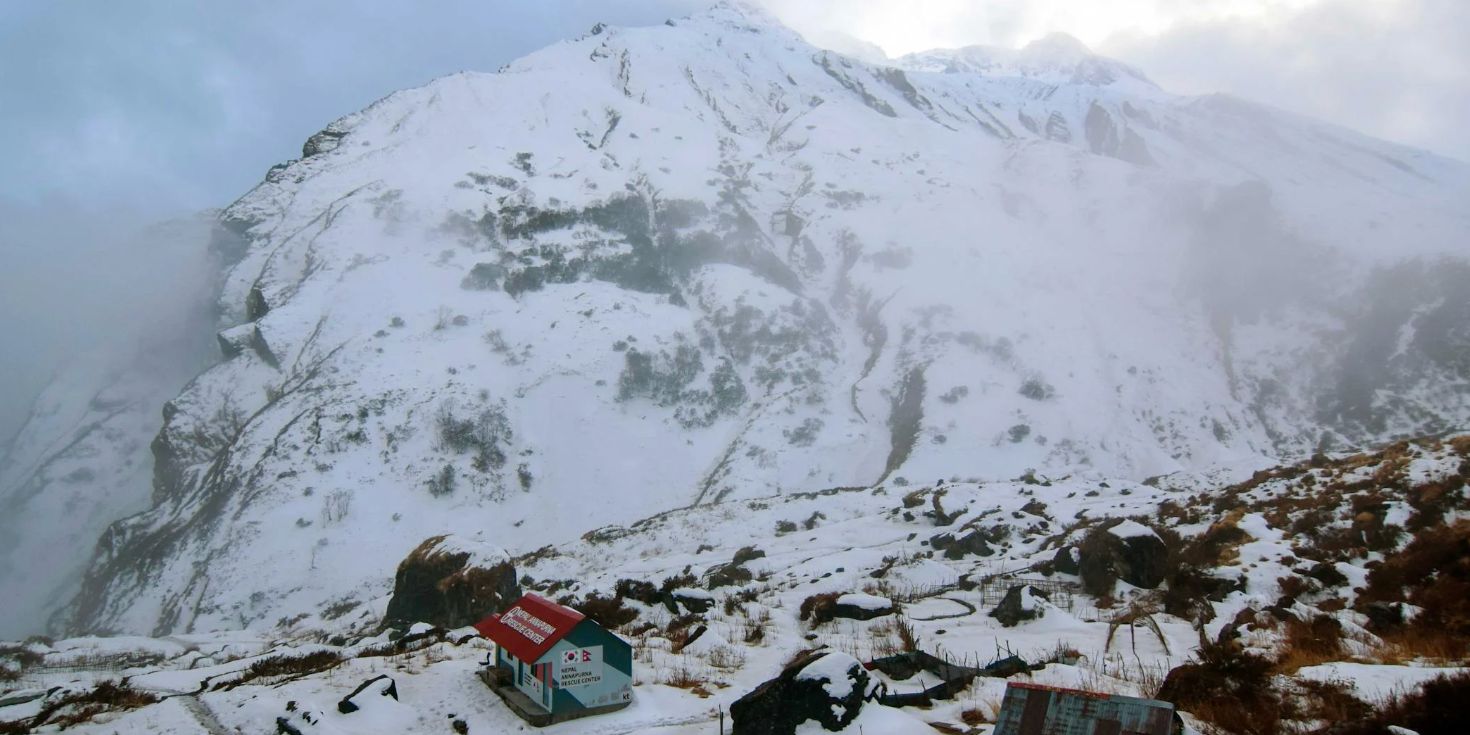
top-left (930, 530), bottom-right (994, 559)
top-left (671, 587), bottom-right (715, 614)
top-left (1077, 520), bottom-right (1168, 593)
top-left (338, 675), bottom-right (398, 714)
top-left (831, 593), bottom-right (896, 621)
top-left (1052, 545), bottom-right (1080, 575)
top-left (382, 535), bottom-right (519, 629)
top-left (989, 585), bottom-right (1049, 627)
top-left (731, 650), bottom-right (869, 735)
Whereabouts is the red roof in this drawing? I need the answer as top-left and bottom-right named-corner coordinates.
top-left (473, 593), bottom-right (585, 663)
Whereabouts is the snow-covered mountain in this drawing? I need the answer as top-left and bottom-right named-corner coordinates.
top-left (29, 1), bottom-right (1469, 636)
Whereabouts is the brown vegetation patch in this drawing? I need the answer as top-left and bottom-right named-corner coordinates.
top-left (1319, 669), bottom-right (1470, 735)
top-left (1359, 520), bottom-right (1470, 638)
top-left (1159, 639), bottom-right (1281, 735)
top-left (571, 592), bottom-right (639, 630)
top-left (1275, 615), bottom-right (1346, 673)
top-left (216, 650), bottom-right (342, 689)
top-left (30, 681), bottom-right (160, 730)
top-left (799, 592), bottom-right (841, 625)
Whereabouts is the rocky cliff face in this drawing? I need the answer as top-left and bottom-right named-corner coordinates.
top-left (48, 2), bottom-right (1470, 635)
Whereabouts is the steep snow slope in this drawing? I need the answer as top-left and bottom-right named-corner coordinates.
top-left (60, 2), bottom-right (1470, 635)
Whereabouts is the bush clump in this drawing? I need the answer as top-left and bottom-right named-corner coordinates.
top-left (614, 579), bottom-right (661, 606)
top-left (799, 592), bottom-right (841, 625)
top-left (572, 592), bottom-right (638, 630)
top-left (1359, 519), bottom-right (1470, 637)
top-left (226, 650), bottom-right (342, 688)
top-left (1321, 670), bottom-right (1470, 735)
top-left (1157, 639), bottom-right (1281, 735)
top-left (30, 680), bottom-right (161, 730)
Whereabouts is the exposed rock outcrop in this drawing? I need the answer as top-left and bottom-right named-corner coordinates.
top-left (382, 535), bottom-right (519, 629)
top-left (989, 584), bottom-right (1049, 627)
top-left (1078, 520), bottom-right (1168, 593)
top-left (831, 593), bottom-right (896, 621)
top-left (731, 649), bottom-right (868, 734)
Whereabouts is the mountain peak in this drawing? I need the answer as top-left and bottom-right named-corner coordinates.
top-left (897, 33), bottom-right (1154, 90)
top-left (1020, 32), bottom-right (1092, 61)
top-left (698, 0), bottom-right (785, 28)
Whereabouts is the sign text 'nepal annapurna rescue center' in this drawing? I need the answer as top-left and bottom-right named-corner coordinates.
top-left (474, 593), bottom-right (633, 726)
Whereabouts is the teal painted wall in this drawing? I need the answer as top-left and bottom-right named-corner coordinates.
top-left (535, 620), bottom-right (633, 713)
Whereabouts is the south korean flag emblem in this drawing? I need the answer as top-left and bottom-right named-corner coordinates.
top-left (563, 650), bottom-right (578, 664)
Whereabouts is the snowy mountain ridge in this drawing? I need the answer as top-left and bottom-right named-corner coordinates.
top-left (2, 1), bottom-right (1467, 639)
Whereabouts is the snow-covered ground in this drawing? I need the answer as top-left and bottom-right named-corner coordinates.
top-left (6, 433), bottom-right (1466, 733)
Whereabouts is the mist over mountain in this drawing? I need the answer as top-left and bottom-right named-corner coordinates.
top-left (1, 5), bottom-right (1469, 735)
top-left (0, 2), bottom-right (1462, 641)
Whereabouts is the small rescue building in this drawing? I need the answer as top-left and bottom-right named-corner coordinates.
top-left (474, 593), bottom-right (633, 726)
top-left (994, 681), bottom-right (1179, 735)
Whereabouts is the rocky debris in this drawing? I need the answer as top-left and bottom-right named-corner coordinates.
top-left (338, 675), bottom-right (398, 714)
top-left (731, 649), bottom-right (869, 735)
top-left (989, 585), bottom-right (1049, 627)
top-left (382, 535), bottom-right (519, 629)
top-left (831, 593), bottom-right (896, 621)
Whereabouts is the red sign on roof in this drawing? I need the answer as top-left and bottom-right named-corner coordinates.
top-left (474, 593), bottom-right (585, 663)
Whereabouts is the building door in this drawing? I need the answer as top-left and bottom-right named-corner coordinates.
top-left (521, 660), bottom-right (544, 703)
top-left (532, 662), bottom-right (553, 710)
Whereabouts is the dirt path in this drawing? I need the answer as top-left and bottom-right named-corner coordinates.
top-left (178, 695), bottom-right (233, 735)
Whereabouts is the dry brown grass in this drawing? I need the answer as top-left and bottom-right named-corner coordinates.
top-left (215, 649), bottom-right (342, 689)
top-left (705, 645), bottom-right (746, 671)
top-left (658, 662), bottom-right (711, 691)
top-left (741, 607), bottom-right (770, 645)
top-left (1360, 520), bottom-right (1470, 637)
top-left (30, 680), bottom-right (161, 730)
top-left (1375, 627), bottom-right (1469, 665)
top-left (1160, 639), bottom-right (1282, 735)
top-left (1321, 669), bottom-right (1470, 735)
top-left (1274, 616), bottom-right (1346, 674)
top-left (798, 592), bottom-right (841, 625)
top-left (868, 619), bottom-right (903, 658)
top-left (894, 616), bottom-right (921, 653)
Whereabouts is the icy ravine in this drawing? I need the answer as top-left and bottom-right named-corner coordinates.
top-left (60, 2), bottom-right (1470, 635)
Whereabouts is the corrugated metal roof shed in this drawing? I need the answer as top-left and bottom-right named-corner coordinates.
top-left (994, 681), bottom-right (1177, 735)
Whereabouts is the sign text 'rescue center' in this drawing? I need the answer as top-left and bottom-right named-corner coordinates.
top-left (557, 646), bottom-right (603, 688)
top-left (500, 607), bottom-right (556, 645)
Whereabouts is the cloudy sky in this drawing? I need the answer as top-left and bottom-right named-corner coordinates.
top-left (767, 0), bottom-right (1470, 163)
top-left (1, 0), bottom-right (1465, 215)
top-left (0, 0), bottom-right (1466, 435)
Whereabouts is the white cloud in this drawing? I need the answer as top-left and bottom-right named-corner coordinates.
top-left (761, 0), bottom-right (1470, 160)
